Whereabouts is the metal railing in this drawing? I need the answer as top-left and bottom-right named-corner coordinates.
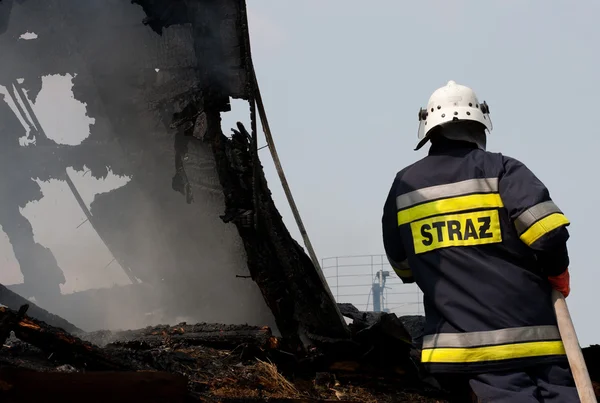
top-left (322, 254), bottom-right (424, 316)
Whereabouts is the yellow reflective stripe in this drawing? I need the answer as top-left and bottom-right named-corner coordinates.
top-left (514, 201), bottom-right (563, 235)
top-left (392, 267), bottom-right (413, 278)
top-left (397, 193), bottom-right (504, 226)
top-left (519, 213), bottom-right (570, 246)
top-left (421, 341), bottom-right (566, 364)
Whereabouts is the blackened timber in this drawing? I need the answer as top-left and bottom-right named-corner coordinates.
top-left (206, 119), bottom-right (350, 351)
top-left (0, 307), bottom-right (130, 371)
top-left (0, 284), bottom-right (81, 334)
top-left (103, 323), bottom-right (277, 350)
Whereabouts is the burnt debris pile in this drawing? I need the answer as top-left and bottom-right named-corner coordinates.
top-left (2, 303), bottom-right (600, 402)
top-left (0, 304), bottom-right (450, 402)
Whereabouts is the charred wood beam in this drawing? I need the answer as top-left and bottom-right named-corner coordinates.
top-left (0, 284), bottom-right (81, 334)
top-left (206, 0), bottom-right (349, 349)
top-left (103, 323), bottom-right (278, 351)
top-left (207, 118), bottom-right (351, 352)
top-left (0, 307), bottom-right (130, 371)
top-left (0, 369), bottom-right (188, 403)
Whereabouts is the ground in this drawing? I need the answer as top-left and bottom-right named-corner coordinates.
top-left (0, 313), bottom-right (449, 402)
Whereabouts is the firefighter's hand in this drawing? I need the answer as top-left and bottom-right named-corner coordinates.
top-left (548, 268), bottom-right (570, 298)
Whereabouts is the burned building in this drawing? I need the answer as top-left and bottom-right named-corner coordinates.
top-left (0, 0), bottom-right (348, 347)
top-left (0, 0), bottom-right (275, 332)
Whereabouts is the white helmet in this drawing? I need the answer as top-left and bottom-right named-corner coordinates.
top-left (415, 80), bottom-right (492, 150)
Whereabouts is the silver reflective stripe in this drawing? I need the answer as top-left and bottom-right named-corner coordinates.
top-left (422, 325), bottom-right (561, 349)
top-left (396, 178), bottom-right (499, 210)
top-left (514, 201), bottom-right (563, 234)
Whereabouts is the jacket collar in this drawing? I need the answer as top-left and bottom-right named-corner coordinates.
top-left (428, 136), bottom-right (479, 156)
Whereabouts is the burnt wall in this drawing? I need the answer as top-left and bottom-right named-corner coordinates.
top-left (0, 0), bottom-right (274, 331)
top-left (0, 0), bottom-right (349, 350)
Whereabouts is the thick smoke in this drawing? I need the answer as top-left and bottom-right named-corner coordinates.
top-left (0, 0), bottom-right (277, 332)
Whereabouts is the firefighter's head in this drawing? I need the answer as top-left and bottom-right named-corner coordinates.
top-left (415, 80), bottom-right (492, 151)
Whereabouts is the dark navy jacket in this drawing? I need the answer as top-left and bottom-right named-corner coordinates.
top-left (382, 137), bottom-right (570, 374)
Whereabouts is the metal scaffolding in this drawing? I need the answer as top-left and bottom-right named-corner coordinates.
top-left (321, 254), bottom-right (423, 315)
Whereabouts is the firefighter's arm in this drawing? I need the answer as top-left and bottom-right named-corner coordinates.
top-left (382, 182), bottom-right (414, 284)
top-left (498, 157), bottom-right (571, 293)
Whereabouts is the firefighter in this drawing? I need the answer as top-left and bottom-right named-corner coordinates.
top-left (382, 80), bottom-right (577, 402)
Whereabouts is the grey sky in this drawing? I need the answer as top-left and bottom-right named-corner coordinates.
top-left (1, 1), bottom-right (598, 343)
top-left (228, 1), bottom-right (600, 345)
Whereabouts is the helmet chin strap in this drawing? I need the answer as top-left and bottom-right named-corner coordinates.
top-left (414, 134), bottom-right (432, 151)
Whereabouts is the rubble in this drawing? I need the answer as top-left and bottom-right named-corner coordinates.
top-left (0, 304), bottom-right (448, 402)
top-left (2, 303), bottom-right (600, 402)
top-left (90, 322), bottom-right (277, 351)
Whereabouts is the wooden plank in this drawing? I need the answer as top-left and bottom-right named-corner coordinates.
top-left (106, 323), bottom-right (278, 350)
top-left (0, 307), bottom-right (129, 371)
